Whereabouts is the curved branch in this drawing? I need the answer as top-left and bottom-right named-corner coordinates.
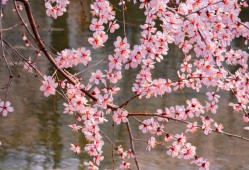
top-left (15, 0), bottom-right (118, 110)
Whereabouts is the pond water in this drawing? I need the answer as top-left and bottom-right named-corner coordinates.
top-left (0, 1), bottom-right (249, 170)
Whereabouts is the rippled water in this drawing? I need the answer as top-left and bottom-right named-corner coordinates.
top-left (0, 1), bottom-right (249, 170)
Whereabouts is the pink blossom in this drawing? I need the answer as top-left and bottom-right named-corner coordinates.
top-left (167, 142), bottom-right (181, 157)
top-left (180, 61), bottom-right (192, 73)
top-left (164, 134), bottom-right (172, 142)
top-left (243, 114), bottom-right (249, 122)
top-left (16, 4), bottom-right (23, 10)
top-left (175, 133), bottom-right (186, 145)
top-left (0, 100), bottom-right (14, 116)
top-left (84, 161), bottom-right (99, 170)
top-left (94, 154), bottom-right (104, 166)
top-left (139, 118), bottom-right (152, 133)
top-left (191, 157), bottom-right (210, 170)
top-left (146, 136), bottom-right (156, 151)
top-left (179, 41), bottom-right (192, 54)
top-left (109, 20), bottom-right (120, 33)
top-left (112, 108), bottom-right (128, 125)
top-left (156, 108), bottom-right (170, 122)
top-left (214, 122), bottom-right (224, 132)
top-left (120, 161), bottom-right (130, 169)
top-left (206, 92), bottom-right (220, 103)
top-left (90, 18), bottom-right (104, 32)
top-left (180, 143), bottom-right (196, 160)
top-left (125, 149), bottom-right (135, 158)
top-left (186, 122), bottom-right (198, 133)
top-left (77, 47), bottom-right (91, 65)
top-left (40, 75), bottom-right (58, 97)
top-left (68, 124), bottom-right (82, 132)
top-left (45, 0), bottom-right (69, 19)
top-left (202, 122), bottom-right (212, 135)
top-left (106, 71), bottom-right (122, 84)
top-left (89, 70), bottom-right (106, 85)
top-left (71, 94), bottom-right (88, 112)
top-left (205, 101), bottom-right (218, 114)
top-left (70, 144), bottom-right (81, 154)
top-left (88, 33), bottom-right (104, 49)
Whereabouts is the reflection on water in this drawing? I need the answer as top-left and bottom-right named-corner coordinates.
top-left (0, 1), bottom-right (249, 170)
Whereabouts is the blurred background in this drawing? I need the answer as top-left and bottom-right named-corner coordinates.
top-left (0, 1), bottom-right (248, 169)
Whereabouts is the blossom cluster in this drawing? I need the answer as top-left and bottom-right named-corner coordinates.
top-left (48, 0), bottom-right (248, 169)
top-left (116, 146), bottom-right (135, 169)
top-left (88, 0), bottom-right (119, 48)
top-left (55, 47), bottom-right (91, 68)
top-left (140, 120), bottom-right (207, 168)
top-left (60, 83), bottom-right (107, 169)
top-left (45, 0), bottom-right (69, 19)
top-left (4, 0), bottom-right (249, 169)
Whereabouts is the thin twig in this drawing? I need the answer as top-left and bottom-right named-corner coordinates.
top-left (119, 93), bottom-right (140, 108)
top-left (129, 113), bottom-right (249, 142)
top-left (126, 120), bottom-right (140, 170)
top-left (186, 1), bottom-right (223, 16)
top-left (75, 57), bottom-right (107, 76)
top-left (2, 24), bottom-right (19, 31)
top-left (3, 39), bottom-right (43, 77)
top-left (13, 0), bottom-right (37, 44)
top-left (122, 0), bottom-right (126, 37)
top-left (112, 121), bottom-right (115, 170)
top-left (100, 130), bottom-right (117, 148)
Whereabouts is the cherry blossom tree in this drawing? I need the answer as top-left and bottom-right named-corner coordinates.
top-left (0, 0), bottom-right (249, 169)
